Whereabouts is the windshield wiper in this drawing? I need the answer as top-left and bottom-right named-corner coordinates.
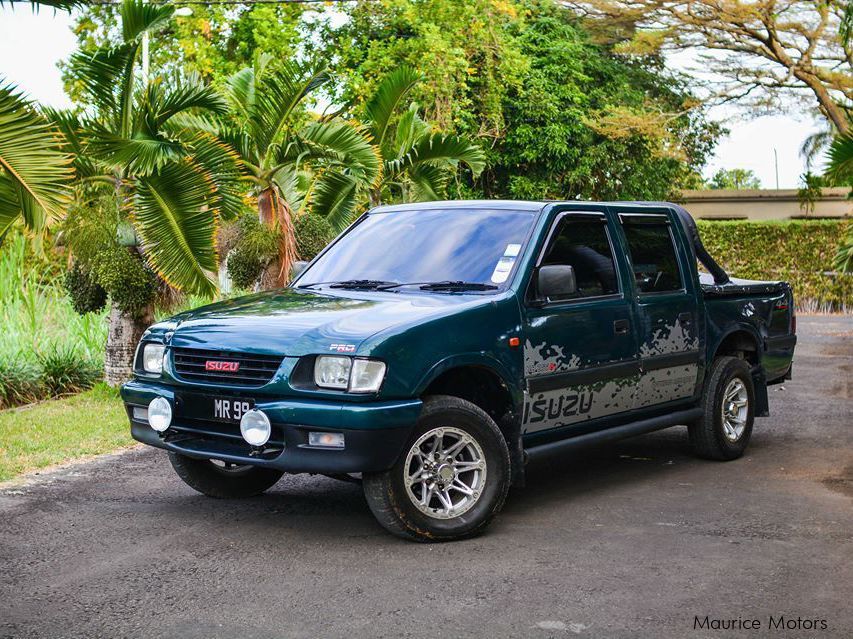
top-left (380, 280), bottom-right (498, 292)
top-left (300, 279), bottom-right (398, 290)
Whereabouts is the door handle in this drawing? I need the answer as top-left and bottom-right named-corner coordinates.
top-left (678, 312), bottom-right (692, 325)
top-left (614, 319), bottom-right (630, 335)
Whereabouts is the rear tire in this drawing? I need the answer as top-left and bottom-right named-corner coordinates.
top-left (688, 356), bottom-right (755, 461)
top-left (168, 452), bottom-right (283, 498)
top-left (363, 395), bottom-right (510, 542)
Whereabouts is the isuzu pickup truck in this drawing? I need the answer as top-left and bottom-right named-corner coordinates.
top-left (122, 200), bottom-right (797, 541)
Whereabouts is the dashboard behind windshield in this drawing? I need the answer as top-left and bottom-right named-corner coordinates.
top-left (296, 207), bottom-right (537, 292)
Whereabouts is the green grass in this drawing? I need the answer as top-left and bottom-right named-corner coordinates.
top-left (0, 231), bottom-right (107, 408)
top-left (0, 383), bottom-right (132, 482)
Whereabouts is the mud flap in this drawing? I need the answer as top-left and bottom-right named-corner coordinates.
top-left (752, 367), bottom-right (770, 417)
top-left (501, 412), bottom-right (526, 488)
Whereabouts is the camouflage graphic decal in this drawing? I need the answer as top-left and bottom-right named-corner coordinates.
top-left (635, 364), bottom-right (698, 408)
top-left (524, 340), bottom-right (582, 377)
top-left (639, 319), bottom-right (698, 358)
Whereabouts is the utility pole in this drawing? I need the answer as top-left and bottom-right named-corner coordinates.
top-left (142, 30), bottom-right (149, 84)
top-left (140, 6), bottom-right (192, 85)
top-left (773, 148), bottom-right (780, 190)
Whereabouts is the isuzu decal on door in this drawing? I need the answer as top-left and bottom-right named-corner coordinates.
top-left (522, 375), bottom-right (637, 433)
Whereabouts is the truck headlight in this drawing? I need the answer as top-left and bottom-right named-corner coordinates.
top-left (142, 343), bottom-right (166, 374)
top-left (314, 356), bottom-right (386, 393)
top-left (314, 356), bottom-right (351, 390)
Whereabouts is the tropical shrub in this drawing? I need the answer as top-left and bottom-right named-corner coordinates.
top-left (226, 215), bottom-right (280, 290)
top-left (294, 212), bottom-right (334, 260)
top-left (697, 219), bottom-right (853, 312)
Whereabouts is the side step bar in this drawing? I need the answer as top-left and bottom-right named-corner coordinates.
top-left (525, 407), bottom-right (704, 462)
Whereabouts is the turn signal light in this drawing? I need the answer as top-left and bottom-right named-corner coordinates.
top-left (308, 432), bottom-right (345, 449)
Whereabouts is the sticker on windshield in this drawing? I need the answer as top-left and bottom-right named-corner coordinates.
top-left (504, 243), bottom-right (521, 258)
top-left (490, 256), bottom-right (515, 284)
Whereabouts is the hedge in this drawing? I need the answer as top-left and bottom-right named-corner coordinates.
top-left (696, 219), bottom-right (852, 313)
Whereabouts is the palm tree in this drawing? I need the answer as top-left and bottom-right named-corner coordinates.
top-left (826, 131), bottom-right (853, 271)
top-left (59, 0), bottom-right (243, 383)
top-left (360, 67), bottom-right (486, 211)
top-left (217, 55), bottom-right (380, 288)
top-left (0, 80), bottom-right (71, 241)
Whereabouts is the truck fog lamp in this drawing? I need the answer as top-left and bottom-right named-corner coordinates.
top-left (308, 432), bottom-right (345, 449)
top-left (349, 359), bottom-right (386, 393)
top-left (240, 409), bottom-right (272, 447)
top-left (148, 397), bottom-right (172, 432)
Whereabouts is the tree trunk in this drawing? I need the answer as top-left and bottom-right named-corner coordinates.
top-left (257, 187), bottom-right (297, 290)
top-left (104, 301), bottom-right (154, 387)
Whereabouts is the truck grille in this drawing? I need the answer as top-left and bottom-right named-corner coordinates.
top-left (172, 347), bottom-right (283, 387)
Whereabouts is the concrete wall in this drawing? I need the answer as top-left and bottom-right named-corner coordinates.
top-left (679, 187), bottom-right (851, 221)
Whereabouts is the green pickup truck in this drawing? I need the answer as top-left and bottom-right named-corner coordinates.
top-left (121, 200), bottom-right (796, 541)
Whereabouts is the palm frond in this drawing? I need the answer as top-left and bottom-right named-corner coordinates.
top-left (311, 170), bottom-right (359, 232)
top-left (409, 163), bottom-right (449, 202)
top-left (185, 131), bottom-right (245, 220)
top-left (0, 173), bottom-right (19, 236)
top-left (252, 61), bottom-right (330, 154)
top-left (150, 78), bottom-right (228, 129)
top-left (364, 66), bottom-right (420, 149)
top-left (0, 80), bottom-right (71, 232)
top-left (224, 66), bottom-right (257, 123)
top-left (42, 108), bottom-right (101, 179)
top-left (826, 132), bottom-right (853, 183)
top-left (298, 120), bottom-right (381, 184)
top-left (392, 103), bottom-right (429, 160)
top-left (386, 132), bottom-right (486, 179)
top-left (0, 1), bottom-right (82, 11)
top-left (68, 43), bottom-right (135, 124)
top-left (120, 0), bottom-right (174, 43)
top-left (88, 124), bottom-right (185, 175)
top-left (133, 161), bottom-right (218, 296)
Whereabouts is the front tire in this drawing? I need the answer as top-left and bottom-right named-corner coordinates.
top-left (688, 356), bottom-right (755, 461)
top-left (363, 395), bottom-right (510, 542)
top-left (168, 452), bottom-right (284, 498)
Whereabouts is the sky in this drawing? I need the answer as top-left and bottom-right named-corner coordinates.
top-left (0, 5), bottom-right (828, 189)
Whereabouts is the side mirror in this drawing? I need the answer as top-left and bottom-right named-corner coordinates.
top-left (291, 260), bottom-right (309, 279)
top-left (537, 264), bottom-right (577, 302)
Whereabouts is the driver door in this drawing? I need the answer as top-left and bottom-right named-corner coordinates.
top-left (521, 210), bottom-right (639, 435)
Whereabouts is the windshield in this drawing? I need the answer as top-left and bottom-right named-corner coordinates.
top-left (296, 207), bottom-right (537, 291)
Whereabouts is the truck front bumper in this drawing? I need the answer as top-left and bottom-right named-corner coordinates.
top-left (121, 380), bottom-right (422, 474)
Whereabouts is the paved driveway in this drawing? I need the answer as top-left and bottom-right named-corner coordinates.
top-left (1, 316), bottom-right (851, 638)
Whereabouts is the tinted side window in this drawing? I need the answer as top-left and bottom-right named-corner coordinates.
top-left (541, 217), bottom-right (618, 299)
top-left (622, 221), bottom-right (683, 293)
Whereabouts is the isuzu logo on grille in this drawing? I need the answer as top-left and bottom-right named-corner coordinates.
top-left (205, 360), bottom-right (240, 372)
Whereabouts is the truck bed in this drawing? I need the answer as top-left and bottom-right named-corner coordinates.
top-left (699, 272), bottom-right (789, 298)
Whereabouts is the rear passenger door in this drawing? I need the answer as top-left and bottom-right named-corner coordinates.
top-left (617, 210), bottom-right (702, 410)
top-left (521, 210), bottom-right (639, 435)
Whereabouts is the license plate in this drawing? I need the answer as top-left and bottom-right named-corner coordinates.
top-left (178, 394), bottom-right (254, 424)
top-left (212, 397), bottom-right (254, 423)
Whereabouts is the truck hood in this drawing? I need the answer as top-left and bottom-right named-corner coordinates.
top-left (163, 288), bottom-right (482, 356)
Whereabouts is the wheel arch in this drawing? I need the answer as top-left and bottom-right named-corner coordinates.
top-left (415, 355), bottom-right (525, 486)
top-left (709, 325), bottom-right (763, 367)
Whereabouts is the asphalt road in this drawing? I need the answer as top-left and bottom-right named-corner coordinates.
top-left (1, 316), bottom-right (851, 639)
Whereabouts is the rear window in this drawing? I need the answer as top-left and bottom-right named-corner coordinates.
top-left (622, 220), bottom-right (683, 294)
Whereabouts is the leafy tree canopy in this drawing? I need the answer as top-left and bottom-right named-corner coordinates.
top-left (62, 1), bottom-right (306, 100)
top-left (707, 168), bottom-right (762, 190)
top-left (309, 0), bottom-right (722, 201)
